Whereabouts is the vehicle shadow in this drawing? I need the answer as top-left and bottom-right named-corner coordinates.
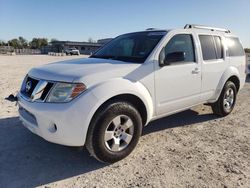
top-left (0, 117), bottom-right (106, 188)
top-left (0, 109), bottom-right (218, 187)
top-left (143, 109), bottom-right (217, 135)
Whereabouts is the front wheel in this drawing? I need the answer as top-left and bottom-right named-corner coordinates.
top-left (86, 101), bottom-right (142, 163)
top-left (211, 81), bottom-right (237, 116)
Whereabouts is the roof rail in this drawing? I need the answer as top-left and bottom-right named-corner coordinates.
top-left (146, 28), bottom-right (158, 31)
top-left (184, 24), bottom-right (230, 33)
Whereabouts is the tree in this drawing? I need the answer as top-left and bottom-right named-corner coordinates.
top-left (6, 37), bottom-right (28, 48)
top-left (88, 37), bottom-right (95, 43)
top-left (18, 36), bottom-right (28, 48)
top-left (29, 38), bottom-right (48, 49)
top-left (0, 40), bottom-right (6, 46)
top-left (8, 39), bottom-right (20, 49)
top-left (50, 38), bottom-right (58, 43)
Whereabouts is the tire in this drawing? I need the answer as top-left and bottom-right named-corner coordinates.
top-left (86, 101), bottom-right (142, 163)
top-left (211, 81), bottom-right (237, 116)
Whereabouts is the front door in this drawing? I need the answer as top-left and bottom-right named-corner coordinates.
top-left (155, 33), bottom-right (202, 116)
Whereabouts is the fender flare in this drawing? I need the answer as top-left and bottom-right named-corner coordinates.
top-left (211, 66), bottom-right (240, 102)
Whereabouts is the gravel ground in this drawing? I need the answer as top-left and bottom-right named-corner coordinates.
top-left (0, 55), bottom-right (249, 188)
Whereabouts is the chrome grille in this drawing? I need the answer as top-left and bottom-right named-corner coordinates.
top-left (21, 76), bottom-right (39, 98)
top-left (20, 76), bottom-right (54, 102)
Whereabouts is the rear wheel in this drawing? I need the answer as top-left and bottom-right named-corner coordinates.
top-left (211, 81), bottom-right (237, 116)
top-left (86, 101), bottom-right (142, 163)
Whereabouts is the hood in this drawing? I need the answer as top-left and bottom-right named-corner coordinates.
top-left (28, 58), bottom-right (141, 85)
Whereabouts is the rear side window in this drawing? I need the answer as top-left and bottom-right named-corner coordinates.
top-left (214, 36), bottom-right (223, 59)
top-left (199, 35), bottom-right (225, 60)
top-left (226, 37), bottom-right (245, 57)
top-left (199, 35), bottom-right (217, 60)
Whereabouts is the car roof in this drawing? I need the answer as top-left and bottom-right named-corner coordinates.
top-left (122, 30), bottom-right (169, 36)
top-left (129, 25), bottom-right (237, 37)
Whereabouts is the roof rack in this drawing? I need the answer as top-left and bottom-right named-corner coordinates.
top-left (146, 28), bottom-right (159, 31)
top-left (184, 24), bottom-right (230, 33)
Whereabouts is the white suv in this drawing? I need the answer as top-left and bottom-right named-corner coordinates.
top-left (18, 25), bottom-right (246, 163)
top-left (65, 48), bottom-right (80, 55)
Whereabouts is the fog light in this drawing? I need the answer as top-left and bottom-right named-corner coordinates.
top-left (54, 124), bottom-right (57, 131)
top-left (48, 123), bottom-right (57, 133)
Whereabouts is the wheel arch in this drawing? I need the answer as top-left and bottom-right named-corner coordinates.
top-left (89, 78), bottom-right (154, 123)
top-left (210, 66), bottom-right (241, 103)
top-left (227, 75), bottom-right (240, 92)
top-left (91, 93), bottom-right (148, 126)
top-left (85, 93), bottom-right (146, 163)
top-left (82, 78), bottom-right (154, 145)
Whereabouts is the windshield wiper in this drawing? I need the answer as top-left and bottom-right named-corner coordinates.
top-left (112, 56), bottom-right (143, 63)
top-left (90, 55), bottom-right (116, 60)
top-left (90, 55), bottom-right (143, 63)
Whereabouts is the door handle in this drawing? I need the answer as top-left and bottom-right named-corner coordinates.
top-left (192, 68), bottom-right (200, 74)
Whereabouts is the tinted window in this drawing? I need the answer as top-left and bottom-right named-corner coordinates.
top-left (226, 37), bottom-right (245, 57)
top-left (118, 38), bottom-right (135, 56)
top-left (164, 34), bottom-right (195, 63)
top-left (214, 36), bottom-right (223, 59)
top-left (199, 35), bottom-right (217, 60)
top-left (91, 31), bottom-right (165, 63)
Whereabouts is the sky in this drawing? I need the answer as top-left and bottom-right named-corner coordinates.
top-left (0, 0), bottom-right (250, 47)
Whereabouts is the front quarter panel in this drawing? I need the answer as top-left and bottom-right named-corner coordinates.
top-left (88, 78), bottom-right (154, 125)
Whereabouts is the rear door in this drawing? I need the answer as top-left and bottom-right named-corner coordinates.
top-left (197, 33), bottom-right (227, 100)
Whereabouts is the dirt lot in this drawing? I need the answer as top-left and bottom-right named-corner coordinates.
top-left (0, 55), bottom-right (249, 188)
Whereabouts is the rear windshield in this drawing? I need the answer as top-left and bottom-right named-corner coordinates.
top-left (225, 37), bottom-right (245, 57)
top-left (91, 31), bottom-right (166, 63)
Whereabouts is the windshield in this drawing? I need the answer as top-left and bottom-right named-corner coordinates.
top-left (91, 31), bottom-right (166, 63)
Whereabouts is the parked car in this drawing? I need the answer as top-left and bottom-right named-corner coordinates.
top-left (65, 48), bottom-right (80, 55)
top-left (18, 24), bottom-right (246, 163)
top-left (246, 54), bottom-right (250, 74)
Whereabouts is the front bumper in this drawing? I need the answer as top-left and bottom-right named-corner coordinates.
top-left (17, 90), bottom-right (98, 146)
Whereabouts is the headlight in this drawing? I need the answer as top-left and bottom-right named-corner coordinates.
top-left (46, 83), bottom-right (86, 103)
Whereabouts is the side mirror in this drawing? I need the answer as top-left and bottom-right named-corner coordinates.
top-left (159, 50), bottom-right (186, 67)
top-left (159, 48), bottom-right (166, 67)
top-left (165, 52), bottom-right (185, 64)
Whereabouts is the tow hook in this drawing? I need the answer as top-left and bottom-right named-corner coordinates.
top-left (5, 94), bottom-right (18, 102)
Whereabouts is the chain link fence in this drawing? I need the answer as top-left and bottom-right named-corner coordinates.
top-left (0, 46), bottom-right (41, 55)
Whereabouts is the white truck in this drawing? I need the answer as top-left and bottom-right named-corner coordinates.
top-left (18, 25), bottom-right (246, 163)
top-left (65, 48), bottom-right (80, 55)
